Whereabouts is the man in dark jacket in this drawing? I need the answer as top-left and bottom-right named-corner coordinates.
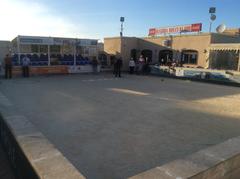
top-left (115, 57), bottom-right (123, 78)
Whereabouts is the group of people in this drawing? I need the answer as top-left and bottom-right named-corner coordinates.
top-left (128, 55), bottom-right (150, 75)
top-left (112, 55), bottom-right (151, 77)
top-left (159, 58), bottom-right (183, 68)
top-left (1, 53), bottom-right (152, 79)
top-left (1, 54), bottom-right (31, 79)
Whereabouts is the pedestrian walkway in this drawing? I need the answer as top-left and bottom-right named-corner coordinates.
top-left (0, 144), bottom-right (15, 179)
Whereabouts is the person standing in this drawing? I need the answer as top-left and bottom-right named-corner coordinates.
top-left (161, 58), bottom-right (164, 66)
top-left (144, 57), bottom-right (150, 75)
top-left (115, 57), bottom-right (123, 78)
top-left (22, 55), bottom-right (31, 77)
top-left (129, 58), bottom-right (135, 74)
top-left (138, 55), bottom-right (145, 75)
top-left (4, 54), bottom-right (12, 79)
top-left (92, 58), bottom-right (99, 74)
top-left (112, 56), bottom-right (117, 75)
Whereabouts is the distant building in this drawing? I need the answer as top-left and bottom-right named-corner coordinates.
top-left (10, 35), bottom-right (99, 66)
top-left (0, 35), bottom-right (101, 75)
top-left (0, 41), bottom-right (11, 62)
top-left (104, 32), bottom-right (240, 71)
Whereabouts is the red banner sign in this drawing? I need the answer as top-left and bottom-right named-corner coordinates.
top-left (149, 23), bottom-right (202, 36)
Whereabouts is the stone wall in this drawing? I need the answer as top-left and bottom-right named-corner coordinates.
top-left (0, 100), bottom-right (85, 179)
top-left (129, 136), bottom-right (240, 179)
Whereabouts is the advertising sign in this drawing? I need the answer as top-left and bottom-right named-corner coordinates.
top-left (209, 7), bottom-right (216, 14)
top-left (18, 36), bottom-right (98, 46)
top-left (19, 38), bottom-right (43, 44)
top-left (149, 23), bottom-right (202, 36)
top-left (19, 36), bottom-right (51, 45)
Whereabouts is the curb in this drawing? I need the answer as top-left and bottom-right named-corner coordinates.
top-left (150, 73), bottom-right (240, 87)
top-left (129, 136), bottom-right (240, 179)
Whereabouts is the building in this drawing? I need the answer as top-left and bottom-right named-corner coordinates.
top-left (0, 41), bottom-right (11, 62)
top-left (0, 35), bottom-right (102, 75)
top-left (104, 29), bottom-right (240, 71)
top-left (223, 28), bottom-right (240, 36)
top-left (11, 35), bottom-right (99, 66)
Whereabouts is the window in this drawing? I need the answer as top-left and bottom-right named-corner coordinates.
top-left (31, 45), bottom-right (39, 53)
top-left (130, 49), bottom-right (137, 60)
top-left (98, 54), bottom-right (107, 66)
top-left (159, 50), bottom-right (173, 63)
top-left (76, 46), bottom-right (83, 54)
top-left (182, 50), bottom-right (198, 64)
top-left (141, 49), bottom-right (153, 62)
top-left (84, 48), bottom-right (89, 55)
top-left (50, 45), bottom-right (60, 53)
top-left (40, 45), bottom-right (47, 53)
top-left (91, 40), bottom-right (98, 46)
top-left (20, 45), bottom-right (31, 53)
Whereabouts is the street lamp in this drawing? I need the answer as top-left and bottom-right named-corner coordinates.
top-left (209, 7), bottom-right (216, 33)
top-left (120, 17), bottom-right (125, 37)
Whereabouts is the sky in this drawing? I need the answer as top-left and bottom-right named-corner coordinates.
top-left (0, 0), bottom-right (239, 41)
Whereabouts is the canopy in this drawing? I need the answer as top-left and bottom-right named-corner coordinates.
top-left (209, 43), bottom-right (240, 71)
top-left (210, 43), bottom-right (240, 51)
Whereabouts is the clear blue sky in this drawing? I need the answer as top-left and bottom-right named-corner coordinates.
top-left (0, 0), bottom-right (240, 40)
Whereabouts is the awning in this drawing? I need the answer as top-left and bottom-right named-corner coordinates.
top-left (209, 43), bottom-right (240, 51)
top-left (209, 43), bottom-right (240, 71)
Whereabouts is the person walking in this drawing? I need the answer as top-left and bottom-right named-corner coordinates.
top-left (22, 55), bottom-right (31, 77)
top-left (4, 54), bottom-right (12, 79)
top-left (115, 57), bottom-right (123, 78)
top-left (129, 58), bottom-right (135, 74)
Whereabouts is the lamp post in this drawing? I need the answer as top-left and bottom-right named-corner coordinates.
top-left (238, 50), bottom-right (240, 71)
top-left (120, 17), bottom-right (125, 37)
top-left (209, 7), bottom-right (216, 33)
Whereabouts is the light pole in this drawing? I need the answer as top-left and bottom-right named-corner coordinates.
top-left (209, 7), bottom-right (216, 33)
top-left (120, 17), bottom-right (125, 37)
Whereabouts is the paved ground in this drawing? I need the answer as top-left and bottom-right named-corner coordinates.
top-left (0, 144), bottom-right (15, 179)
top-left (0, 73), bottom-right (240, 179)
